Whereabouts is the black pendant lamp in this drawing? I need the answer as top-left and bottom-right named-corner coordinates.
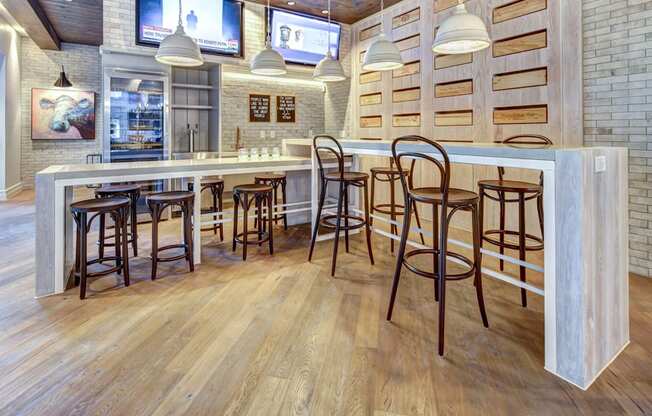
top-left (54, 65), bottom-right (72, 88)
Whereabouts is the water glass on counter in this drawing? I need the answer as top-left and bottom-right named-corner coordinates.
top-left (272, 147), bottom-right (281, 159)
top-left (238, 148), bottom-right (248, 161)
top-left (261, 147), bottom-right (269, 159)
top-left (250, 148), bottom-right (259, 159)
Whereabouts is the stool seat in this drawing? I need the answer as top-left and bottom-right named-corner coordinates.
top-left (324, 171), bottom-right (369, 182)
top-left (477, 179), bottom-right (541, 193)
top-left (95, 184), bottom-right (141, 196)
top-left (411, 187), bottom-right (479, 205)
top-left (188, 178), bottom-right (224, 188)
top-left (147, 191), bottom-right (194, 203)
top-left (254, 173), bottom-right (286, 181)
top-left (71, 197), bottom-right (130, 213)
top-left (233, 183), bottom-right (273, 193)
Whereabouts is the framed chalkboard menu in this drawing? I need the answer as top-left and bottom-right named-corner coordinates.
top-left (276, 95), bottom-right (296, 123)
top-left (249, 94), bottom-right (270, 122)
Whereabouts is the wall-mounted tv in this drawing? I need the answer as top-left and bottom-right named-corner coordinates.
top-left (269, 8), bottom-right (341, 66)
top-left (136, 0), bottom-right (244, 57)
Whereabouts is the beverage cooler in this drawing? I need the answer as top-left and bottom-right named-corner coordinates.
top-left (103, 68), bottom-right (171, 220)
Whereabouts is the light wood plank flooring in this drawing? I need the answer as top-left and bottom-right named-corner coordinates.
top-left (0, 191), bottom-right (650, 415)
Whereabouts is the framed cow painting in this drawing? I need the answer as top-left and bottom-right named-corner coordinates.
top-left (31, 88), bottom-right (96, 140)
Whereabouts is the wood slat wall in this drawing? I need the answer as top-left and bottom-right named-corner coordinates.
top-left (350, 0), bottom-right (582, 232)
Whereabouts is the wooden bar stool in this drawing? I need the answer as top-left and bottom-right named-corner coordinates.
top-left (232, 184), bottom-right (274, 260)
top-left (95, 184), bottom-right (141, 258)
top-left (254, 173), bottom-right (288, 230)
top-left (71, 197), bottom-right (131, 299)
top-left (386, 135), bottom-right (488, 356)
top-left (308, 135), bottom-right (374, 276)
top-left (478, 134), bottom-right (550, 308)
top-left (188, 178), bottom-right (224, 241)
top-left (370, 157), bottom-right (425, 252)
top-left (146, 191), bottom-right (194, 280)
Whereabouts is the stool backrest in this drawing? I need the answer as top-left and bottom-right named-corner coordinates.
top-left (313, 135), bottom-right (344, 180)
top-left (391, 135), bottom-right (451, 206)
top-left (496, 134), bottom-right (552, 184)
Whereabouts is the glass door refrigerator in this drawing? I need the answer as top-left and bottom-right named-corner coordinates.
top-left (103, 69), bottom-right (171, 219)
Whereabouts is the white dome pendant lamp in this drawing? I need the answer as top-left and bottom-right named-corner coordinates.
top-left (313, 0), bottom-right (346, 82)
top-left (362, 0), bottom-right (403, 71)
top-left (432, 0), bottom-right (491, 54)
top-left (155, 0), bottom-right (204, 67)
top-left (251, 0), bottom-right (287, 75)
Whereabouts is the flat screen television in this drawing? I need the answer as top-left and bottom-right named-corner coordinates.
top-left (136, 0), bottom-right (244, 57)
top-left (269, 8), bottom-right (341, 66)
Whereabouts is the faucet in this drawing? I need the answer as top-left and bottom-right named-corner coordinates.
top-left (187, 124), bottom-right (198, 153)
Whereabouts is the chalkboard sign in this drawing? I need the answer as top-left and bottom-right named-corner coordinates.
top-left (249, 94), bottom-right (270, 122)
top-left (276, 95), bottom-right (296, 123)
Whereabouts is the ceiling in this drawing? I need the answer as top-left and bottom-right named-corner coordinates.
top-left (37, 0), bottom-right (103, 46)
top-left (249, 0), bottom-right (403, 24)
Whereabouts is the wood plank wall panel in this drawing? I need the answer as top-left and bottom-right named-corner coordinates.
top-left (493, 0), bottom-right (547, 24)
top-left (493, 29), bottom-right (547, 57)
top-left (349, 0), bottom-right (581, 232)
top-left (435, 79), bottom-right (473, 97)
top-left (493, 67), bottom-right (547, 91)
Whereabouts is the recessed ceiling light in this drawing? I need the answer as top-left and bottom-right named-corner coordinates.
top-left (287, 1), bottom-right (295, 4)
top-left (321, 9), bottom-right (329, 14)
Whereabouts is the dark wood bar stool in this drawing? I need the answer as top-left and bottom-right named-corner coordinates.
top-left (95, 184), bottom-right (141, 258)
top-left (386, 135), bottom-right (488, 356)
top-left (232, 184), bottom-right (274, 260)
top-left (147, 191), bottom-right (194, 280)
top-left (478, 134), bottom-right (550, 308)
top-left (188, 178), bottom-right (224, 241)
top-left (254, 173), bottom-right (288, 230)
top-left (71, 197), bottom-right (131, 299)
top-left (370, 158), bottom-right (425, 252)
top-left (308, 135), bottom-right (374, 276)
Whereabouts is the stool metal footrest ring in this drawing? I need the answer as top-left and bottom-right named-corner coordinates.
top-left (403, 248), bottom-right (476, 281)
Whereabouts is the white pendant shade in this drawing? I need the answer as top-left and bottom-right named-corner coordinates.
top-left (155, 24), bottom-right (204, 67)
top-left (362, 34), bottom-right (404, 71)
top-left (250, 40), bottom-right (287, 75)
top-left (432, 4), bottom-right (490, 54)
top-left (313, 52), bottom-right (346, 82)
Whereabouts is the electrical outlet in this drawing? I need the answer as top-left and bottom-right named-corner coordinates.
top-left (259, 130), bottom-right (266, 139)
top-left (270, 131), bottom-right (276, 139)
top-left (594, 155), bottom-right (606, 173)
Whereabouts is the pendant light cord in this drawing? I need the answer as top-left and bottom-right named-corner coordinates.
top-left (177, 0), bottom-right (182, 27)
top-left (267, 0), bottom-right (272, 43)
top-left (327, 0), bottom-right (331, 55)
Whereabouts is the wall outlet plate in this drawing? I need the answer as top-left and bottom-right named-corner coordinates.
top-left (595, 155), bottom-right (606, 173)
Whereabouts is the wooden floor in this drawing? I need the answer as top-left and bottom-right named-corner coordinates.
top-left (1, 191), bottom-right (651, 415)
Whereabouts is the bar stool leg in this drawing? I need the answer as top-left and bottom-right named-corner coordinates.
top-left (471, 204), bottom-right (488, 327)
top-left (433, 204), bottom-right (439, 302)
top-left (130, 194), bottom-right (138, 257)
top-left (308, 181), bottom-right (327, 261)
top-left (74, 214), bottom-right (81, 286)
top-left (121, 207), bottom-right (131, 286)
top-left (114, 211), bottom-right (122, 275)
top-left (150, 204), bottom-right (159, 280)
top-left (363, 181), bottom-right (374, 265)
top-left (185, 202), bottom-right (195, 272)
top-left (273, 184), bottom-right (279, 226)
top-left (537, 194), bottom-right (544, 239)
top-left (281, 179), bottom-right (288, 230)
top-left (389, 174), bottom-right (396, 253)
top-left (386, 195), bottom-right (411, 321)
top-left (232, 194), bottom-right (239, 252)
top-left (242, 197), bottom-right (249, 261)
top-left (437, 207), bottom-right (449, 356)
top-left (518, 193), bottom-right (527, 308)
top-left (212, 186), bottom-right (218, 235)
top-left (98, 213), bottom-right (105, 262)
top-left (257, 195), bottom-right (263, 247)
top-left (218, 184), bottom-right (224, 242)
top-left (343, 183), bottom-right (350, 253)
top-left (499, 192), bottom-right (506, 271)
top-left (79, 212), bottom-right (88, 299)
top-left (369, 173), bottom-right (375, 228)
top-left (478, 188), bottom-right (485, 288)
top-left (330, 182), bottom-right (345, 276)
top-left (268, 191), bottom-right (274, 255)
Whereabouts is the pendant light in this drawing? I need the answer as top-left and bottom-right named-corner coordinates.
top-left (155, 0), bottom-right (204, 67)
top-left (313, 0), bottom-right (346, 82)
top-left (54, 65), bottom-right (72, 88)
top-left (432, 1), bottom-right (490, 55)
top-left (362, 0), bottom-right (403, 71)
top-left (251, 0), bottom-right (287, 75)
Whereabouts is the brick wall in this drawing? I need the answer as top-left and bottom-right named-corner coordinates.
top-left (582, 0), bottom-right (652, 277)
top-left (324, 24), bottom-right (353, 137)
top-left (20, 38), bottom-right (102, 186)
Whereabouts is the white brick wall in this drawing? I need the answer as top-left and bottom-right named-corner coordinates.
top-left (583, 0), bottom-right (652, 276)
top-left (20, 38), bottom-right (102, 186)
top-left (324, 24), bottom-right (353, 137)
